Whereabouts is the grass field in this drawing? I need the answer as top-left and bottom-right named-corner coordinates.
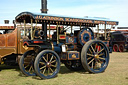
top-left (0, 52), bottom-right (128, 85)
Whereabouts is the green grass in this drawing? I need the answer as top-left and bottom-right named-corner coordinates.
top-left (0, 52), bottom-right (128, 85)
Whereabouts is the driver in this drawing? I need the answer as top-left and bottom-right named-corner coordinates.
top-left (34, 27), bottom-right (44, 39)
top-left (34, 27), bottom-right (40, 39)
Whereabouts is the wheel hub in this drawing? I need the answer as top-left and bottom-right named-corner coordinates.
top-left (94, 54), bottom-right (99, 59)
top-left (46, 62), bottom-right (51, 67)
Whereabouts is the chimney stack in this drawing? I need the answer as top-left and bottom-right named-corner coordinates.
top-left (41, 0), bottom-right (48, 13)
top-left (4, 20), bottom-right (9, 24)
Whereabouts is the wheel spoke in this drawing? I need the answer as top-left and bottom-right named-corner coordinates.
top-left (43, 57), bottom-right (48, 62)
top-left (29, 65), bottom-right (32, 72)
top-left (40, 65), bottom-right (46, 70)
top-left (25, 64), bottom-right (29, 69)
top-left (95, 43), bottom-right (97, 51)
top-left (48, 68), bottom-right (50, 75)
top-left (87, 57), bottom-right (92, 60)
top-left (88, 58), bottom-right (94, 65)
top-left (51, 60), bottom-right (56, 63)
top-left (51, 64), bottom-right (56, 68)
top-left (42, 68), bottom-right (46, 74)
top-left (31, 66), bottom-right (35, 72)
top-left (99, 57), bottom-right (105, 60)
top-left (98, 48), bottom-right (104, 54)
top-left (89, 48), bottom-right (93, 54)
top-left (87, 53), bottom-right (94, 57)
top-left (91, 45), bottom-right (95, 53)
top-left (39, 62), bottom-right (45, 65)
top-left (49, 56), bottom-right (54, 62)
top-left (97, 59), bottom-right (103, 64)
top-left (99, 53), bottom-right (104, 56)
top-left (49, 67), bottom-right (54, 73)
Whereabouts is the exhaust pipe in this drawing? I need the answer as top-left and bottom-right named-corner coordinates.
top-left (41, 0), bottom-right (48, 13)
top-left (4, 20), bottom-right (9, 24)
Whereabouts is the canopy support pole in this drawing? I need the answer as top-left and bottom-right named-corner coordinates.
top-left (97, 24), bottom-right (99, 39)
top-left (109, 25), bottom-right (113, 36)
top-left (80, 23), bottom-right (82, 30)
top-left (110, 25), bottom-right (113, 32)
top-left (31, 19), bottom-right (33, 40)
top-left (49, 23), bottom-right (50, 41)
top-left (57, 22), bottom-right (59, 44)
top-left (24, 20), bottom-right (26, 36)
top-left (104, 24), bottom-right (107, 40)
top-left (71, 24), bottom-right (73, 34)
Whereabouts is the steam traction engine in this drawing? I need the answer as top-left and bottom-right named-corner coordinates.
top-left (111, 31), bottom-right (128, 52)
top-left (15, 12), bottom-right (118, 79)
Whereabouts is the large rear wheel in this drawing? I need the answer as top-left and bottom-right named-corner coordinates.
top-left (119, 44), bottom-right (124, 52)
top-left (81, 40), bottom-right (109, 73)
top-left (34, 50), bottom-right (60, 79)
top-left (113, 44), bottom-right (119, 52)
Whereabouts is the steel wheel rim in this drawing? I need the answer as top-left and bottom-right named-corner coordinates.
top-left (113, 44), bottom-right (118, 52)
top-left (86, 42), bottom-right (109, 73)
top-left (23, 52), bottom-right (36, 75)
top-left (37, 52), bottom-right (60, 78)
top-left (119, 44), bottom-right (124, 52)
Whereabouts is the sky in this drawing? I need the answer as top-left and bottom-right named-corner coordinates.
top-left (0, 0), bottom-right (128, 27)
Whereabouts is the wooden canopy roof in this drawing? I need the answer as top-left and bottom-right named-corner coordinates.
top-left (15, 12), bottom-right (119, 27)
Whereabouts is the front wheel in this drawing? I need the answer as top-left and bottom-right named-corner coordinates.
top-left (81, 40), bottom-right (109, 73)
top-left (34, 50), bottom-right (60, 79)
top-left (19, 50), bottom-right (36, 76)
